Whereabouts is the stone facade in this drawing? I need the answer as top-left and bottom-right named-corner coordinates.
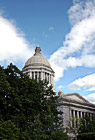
top-left (58, 92), bottom-right (95, 130)
top-left (22, 47), bottom-right (54, 88)
top-left (22, 47), bottom-right (95, 131)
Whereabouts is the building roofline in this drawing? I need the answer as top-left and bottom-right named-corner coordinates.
top-left (64, 93), bottom-right (89, 103)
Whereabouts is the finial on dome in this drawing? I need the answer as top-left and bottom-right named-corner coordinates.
top-left (34, 46), bottom-right (41, 55)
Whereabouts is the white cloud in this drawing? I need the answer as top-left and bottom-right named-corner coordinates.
top-left (0, 14), bottom-right (34, 68)
top-left (49, 26), bottom-right (54, 31)
top-left (87, 93), bottom-right (95, 102)
top-left (68, 73), bottom-right (95, 90)
top-left (92, 102), bottom-right (95, 104)
top-left (84, 93), bottom-right (95, 103)
top-left (57, 85), bottom-right (64, 89)
top-left (87, 87), bottom-right (95, 91)
top-left (49, 0), bottom-right (95, 81)
top-left (68, 0), bottom-right (95, 25)
top-left (50, 62), bottom-right (63, 81)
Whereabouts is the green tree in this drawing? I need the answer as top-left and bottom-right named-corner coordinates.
top-left (78, 114), bottom-right (95, 134)
top-left (77, 114), bottom-right (95, 140)
top-left (0, 120), bottom-right (26, 140)
top-left (0, 63), bottom-right (69, 140)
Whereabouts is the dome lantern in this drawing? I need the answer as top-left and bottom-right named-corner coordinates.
top-left (34, 46), bottom-right (41, 55)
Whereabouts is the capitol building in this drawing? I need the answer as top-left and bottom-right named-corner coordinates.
top-left (22, 47), bottom-right (54, 88)
top-left (22, 46), bottom-right (95, 130)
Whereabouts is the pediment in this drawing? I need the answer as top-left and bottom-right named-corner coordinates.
top-left (63, 93), bottom-right (89, 103)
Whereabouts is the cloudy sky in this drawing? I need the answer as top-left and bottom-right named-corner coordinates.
top-left (0, 0), bottom-right (95, 103)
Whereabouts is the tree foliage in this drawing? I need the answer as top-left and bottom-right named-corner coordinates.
top-left (0, 64), bottom-right (68, 140)
top-left (78, 114), bottom-right (95, 134)
top-left (77, 114), bottom-right (95, 140)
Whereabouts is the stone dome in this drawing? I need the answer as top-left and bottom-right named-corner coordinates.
top-left (25, 47), bottom-right (51, 68)
top-left (22, 46), bottom-right (54, 89)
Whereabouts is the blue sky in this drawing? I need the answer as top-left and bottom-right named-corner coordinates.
top-left (0, 0), bottom-right (95, 103)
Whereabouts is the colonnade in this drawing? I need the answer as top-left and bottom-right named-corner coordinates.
top-left (29, 71), bottom-right (53, 85)
top-left (70, 109), bottom-right (93, 127)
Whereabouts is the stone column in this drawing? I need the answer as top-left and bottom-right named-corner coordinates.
top-left (80, 111), bottom-right (82, 118)
top-left (51, 74), bottom-right (54, 87)
top-left (47, 73), bottom-right (49, 82)
top-left (47, 73), bottom-right (48, 81)
top-left (70, 110), bottom-right (72, 118)
top-left (77, 111), bottom-right (79, 119)
top-left (51, 75), bottom-right (53, 85)
top-left (34, 72), bottom-right (35, 79)
top-left (41, 71), bottom-right (43, 80)
top-left (43, 72), bottom-right (45, 80)
top-left (30, 72), bottom-right (32, 78)
top-left (49, 74), bottom-right (51, 84)
top-left (70, 110), bottom-right (72, 127)
top-left (84, 112), bottom-right (85, 118)
top-left (73, 110), bottom-right (75, 118)
top-left (77, 111), bottom-right (79, 127)
top-left (73, 110), bottom-right (75, 127)
top-left (37, 72), bottom-right (39, 81)
top-left (46, 73), bottom-right (47, 81)
top-left (45, 73), bottom-right (47, 80)
top-left (48, 74), bottom-right (50, 84)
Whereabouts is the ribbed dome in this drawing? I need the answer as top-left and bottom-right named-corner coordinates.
top-left (25, 47), bottom-right (51, 68)
top-left (22, 46), bottom-right (54, 90)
